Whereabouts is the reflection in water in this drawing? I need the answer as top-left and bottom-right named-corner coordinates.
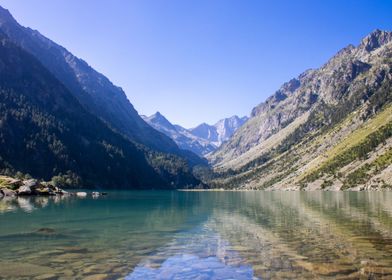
top-left (126, 254), bottom-right (257, 280)
top-left (0, 191), bottom-right (392, 279)
top-left (126, 225), bottom-right (259, 280)
top-left (208, 191), bottom-right (392, 279)
top-left (0, 194), bottom-right (71, 214)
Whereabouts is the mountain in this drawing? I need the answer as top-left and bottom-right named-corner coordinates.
top-left (142, 113), bottom-right (247, 157)
top-left (0, 31), bottom-right (202, 189)
top-left (190, 116), bottom-right (248, 147)
top-left (209, 30), bottom-right (392, 191)
top-left (142, 112), bottom-right (217, 156)
top-left (0, 5), bottom-right (204, 167)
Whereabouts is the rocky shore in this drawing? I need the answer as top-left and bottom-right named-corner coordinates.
top-left (0, 176), bottom-right (106, 198)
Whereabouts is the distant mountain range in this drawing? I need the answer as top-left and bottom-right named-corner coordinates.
top-left (1, 5), bottom-right (391, 191)
top-left (0, 5), bottom-right (204, 189)
top-left (208, 29), bottom-right (392, 191)
top-left (190, 116), bottom-right (249, 147)
top-left (142, 113), bottom-right (248, 157)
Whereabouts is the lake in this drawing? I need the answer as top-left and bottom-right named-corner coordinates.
top-left (1, 191), bottom-right (392, 279)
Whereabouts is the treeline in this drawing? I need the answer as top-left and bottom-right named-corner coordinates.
top-left (303, 121), bottom-right (392, 184)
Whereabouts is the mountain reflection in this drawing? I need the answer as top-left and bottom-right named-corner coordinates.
top-left (1, 191), bottom-right (392, 279)
top-left (205, 191), bottom-right (392, 279)
top-left (0, 195), bottom-right (72, 213)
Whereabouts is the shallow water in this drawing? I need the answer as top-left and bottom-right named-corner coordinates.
top-left (1, 191), bottom-right (392, 279)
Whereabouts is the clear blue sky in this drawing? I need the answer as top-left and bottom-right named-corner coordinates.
top-left (1, 0), bottom-right (391, 128)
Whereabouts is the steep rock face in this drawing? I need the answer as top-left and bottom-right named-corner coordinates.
top-left (209, 30), bottom-right (392, 190)
top-left (360, 29), bottom-right (392, 52)
top-left (190, 123), bottom-right (219, 145)
top-left (0, 5), bottom-right (203, 167)
top-left (142, 113), bottom-right (217, 157)
top-left (210, 30), bottom-right (392, 168)
top-left (143, 113), bottom-right (217, 157)
top-left (214, 116), bottom-right (249, 144)
top-left (190, 116), bottom-right (248, 146)
top-left (209, 71), bottom-right (319, 165)
top-left (143, 113), bottom-right (247, 157)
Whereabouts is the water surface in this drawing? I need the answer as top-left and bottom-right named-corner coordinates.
top-left (1, 191), bottom-right (392, 279)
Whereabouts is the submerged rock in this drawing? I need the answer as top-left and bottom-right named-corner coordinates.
top-left (58, 246), bottom-right (89, 254)
top-left (37, 228), bottom-right (56, 234)
top-left (0, 261), bottom-right (52, 277)
top-left (35, 273), bottom-right (58, 280)
top-left (84, 274), bottom-right (109, 280)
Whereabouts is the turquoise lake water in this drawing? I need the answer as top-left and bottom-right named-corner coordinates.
top-left (1, 191), bottom-right (392, 279)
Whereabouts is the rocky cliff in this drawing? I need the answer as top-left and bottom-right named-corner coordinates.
top-left (143, 113), bottom-right (247, 157)
top-left (209, 30), bottom-right (392, 191)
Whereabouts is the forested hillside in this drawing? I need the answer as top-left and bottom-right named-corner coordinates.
top-left (0, 32), bottom-right (201, 189)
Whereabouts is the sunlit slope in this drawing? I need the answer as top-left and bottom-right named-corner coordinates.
top-left (209, 30), bottom-right (392, 190)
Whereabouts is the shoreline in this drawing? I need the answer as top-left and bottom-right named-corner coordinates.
top-left (178, 188), bottom-right (392, 192)
top-left (0, 176), bottom-right (106, 198)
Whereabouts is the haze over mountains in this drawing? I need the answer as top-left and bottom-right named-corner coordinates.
top-left (142, 113), bottom-right (247, 156)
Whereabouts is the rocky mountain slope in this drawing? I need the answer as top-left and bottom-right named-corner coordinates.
top-left (0, 9), bottom-right (203, 189)
top-left (143, 113), bottom-right (247, 157)
top-left (142, 112), bottom-right (216, 156)
top-left (190, 116), bottom-right (248, 147)
top-left (208, 30), bottom-right (392, 191)
top-left (0, 5), bottom-right (203, 167)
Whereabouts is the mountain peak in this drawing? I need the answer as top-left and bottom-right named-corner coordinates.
top-left (151, 111), bottom-right (169, 122)
top-left (146, 111), bottom-right (176, 131)
top-left (360, 29), bottom-right (392, 52)
top-left (0, 5), bottom-right (16, 25)
top-left (154, 111), bottom-right (163, 117)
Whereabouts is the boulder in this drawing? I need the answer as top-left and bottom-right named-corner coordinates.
top-left (22, 179), bottom-right (38, 189)
top-left (7, 178), bottom-right (22, 188)
top-left (92, 192), bottom-right (100, 197)
top-left (35, 187), bottom-right (55, 196)
top-left (76, 192), bottom-right (87, 197)
top-left (17, 185), bottom-right (32, 195)
top-left (1, 188), bottom-right (16, 197)
top-left (44, 184), bottom-right (56, 190)
top-left (59, 190), bottom-right (69, 195)
top-left (53, 186), bottom-right (68, 195)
